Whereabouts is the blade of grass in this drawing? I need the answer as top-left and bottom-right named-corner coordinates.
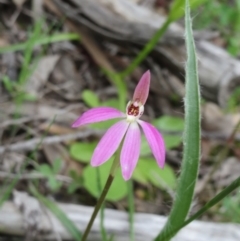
top-left (161, 176), bottom-right (240, 240)
top-left (0, 179), bottom-right (18, 207)
top-left (155, 0), bottom-right (201, 240)
top-left (120, 0), bottom-right (207, 78)
top-left (103, 70), bottom-right (127, 111)
top-left (18, 19), bottom-right (42, 85)
top-left (0, 33), bottom-right (80, 54)
top-left (120, 18), bottom-right (172, 78)
top-left (30, 184), bottom-right (82, 241)
top-left (127, 180), bottom-right (135, 241)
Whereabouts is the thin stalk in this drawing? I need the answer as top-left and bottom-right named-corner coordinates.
top-left (162, 176), bottom-right (240, 241)
top-left (127, 180), bottom-right (135, 241)
top-left (100, 204), bottom-right (108, 241)
top-left (184, 176), bottom-right (240, 226)
top-left (81, 151), bottom-right (120, 241)
top-left (81, 175), bottom-right (114, 241)
top-left (120, 18), bottom-right (172, 78)
top-left (0, 33), bottom-right (80, 54)
top-left (102, 69), bottom-right (127, 112)
top-left (96, 168), bottom-right (108, 241)
top-left (160, 120), bottom-right (240, 240)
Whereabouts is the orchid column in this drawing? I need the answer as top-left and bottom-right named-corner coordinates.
top-left (72, 70), bottom-right (165, 240)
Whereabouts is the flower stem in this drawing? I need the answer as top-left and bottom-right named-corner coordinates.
top-left (81, 174), bottom-right (114, 241)
top-left (81, 151), bottom-right (120, 241)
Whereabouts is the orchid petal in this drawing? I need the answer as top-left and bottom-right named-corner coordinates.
top-left (91, 120), bottom-right (129, 166)
top-left (133, 70), bottom-right (150, 105)
top-left (72, 107), bottom-right (125, 127)
top-left (120, 122), bottom-right (141, 180)
top-left (138, 120), bottom-right (165, 168)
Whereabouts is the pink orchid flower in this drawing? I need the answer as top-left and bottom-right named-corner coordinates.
top-left (72, 70), bottom-right (165, 180)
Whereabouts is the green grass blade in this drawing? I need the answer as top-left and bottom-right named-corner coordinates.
top-left (0, 33), bottom-right (80, 54)
top-left (160, 176), bottom-right (240, 240)
top-left (120, 19), bottom-right (172, 78)
top-left (18, 20), bottom-right (42, 85)
top-left (0, 179), bottom-right (18, 207)
top-left (127, 180), bottom-right (135, 241)
top-left (155, 0), bottom-right (201, 240)
top-left (30, 185), bottom-right (82, 241)
top-left (182, 176), bottom-right (240, 227)
top-left (119, 0), bottom-right (207, 78)
top-left (103, 70), bottom-right (127, 111)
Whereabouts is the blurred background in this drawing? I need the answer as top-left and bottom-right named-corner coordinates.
top-left (0, 0), bottom-right (240, 240)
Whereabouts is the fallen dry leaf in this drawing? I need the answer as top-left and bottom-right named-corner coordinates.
top-left (25, 55), bottom-right (60, 96)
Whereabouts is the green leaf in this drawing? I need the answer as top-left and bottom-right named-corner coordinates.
top-left (2, 75), bottom-right (14, 93)
top-left (164, 135), bottom-right (182, 150)
top-left (0, 33), bottom-right (80, 54)
top-left (169, 0), bottom-right (207, 21)
top-left (52, 158), bottom-right (62, 173)
top-left (132, 164), bottom-right (149, 185)
top-left (68, 171), bottom-right (83, 194)
top-left (120, 19), bottom-right (171, 78)
top-left (152, 116), bottom-right (184, 132)
top-left (90, 119), bottom-right (118, 130)
top-left (133, 158), bottom-right (177, 190)
top-left (163, 176), bottom-right (240, 238)
top-left (101, 98), bottom-right (119, 109)
top-left (222, 192), bottom-right (240, 223)
top-left (147, 162), bottom-right (176, 190)
top-left (83, 159), bottom-right (128, 201)
top-left (38, 164), bottom-right (53, 176)
top-left (82, 90), bottom-right (100, 107)
top-left (48, 178), bottom-right (62, 191)
top-left (70, 142), bottom-right (97, 163)
top-left (140, 137), bottom-right (152, 156)
top-left (102, 71), bottom-right (127, 111)
top-left (155, 0), bottom-right (201, 239)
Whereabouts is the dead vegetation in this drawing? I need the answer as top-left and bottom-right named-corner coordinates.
top-left (0, 0), bottom-right (240, 240)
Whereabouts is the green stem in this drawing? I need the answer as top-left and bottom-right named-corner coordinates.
top-left (120, 18), bottom-right (172, 78)
top-left (162, 176), bottom-right (240, 241)
top-left (96, 168), bottom-right (108, 241)
top-left (102, 69), bottom-right (126, 112)
top-left (184, 176), bottom-right (240, 226)
top-left (164, 119), bottom-right (240, 239)
top-left (81, 174), bottom-right (114, 241)
top-left (155, 1), bottom-right (201, 240)
top-left (81, 152), bottom-right (120, 241)
top-left (0, 33), bottom-right (80, 54)
top-left (127, 180), bottom-right (135, 241)
top-left (100, 203), bottom-right (108, 241)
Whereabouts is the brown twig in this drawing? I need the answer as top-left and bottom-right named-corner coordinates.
top-left (0, 129), bottom-right (104, 154)
top-left (0, 171), bottom-right (72, 182)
